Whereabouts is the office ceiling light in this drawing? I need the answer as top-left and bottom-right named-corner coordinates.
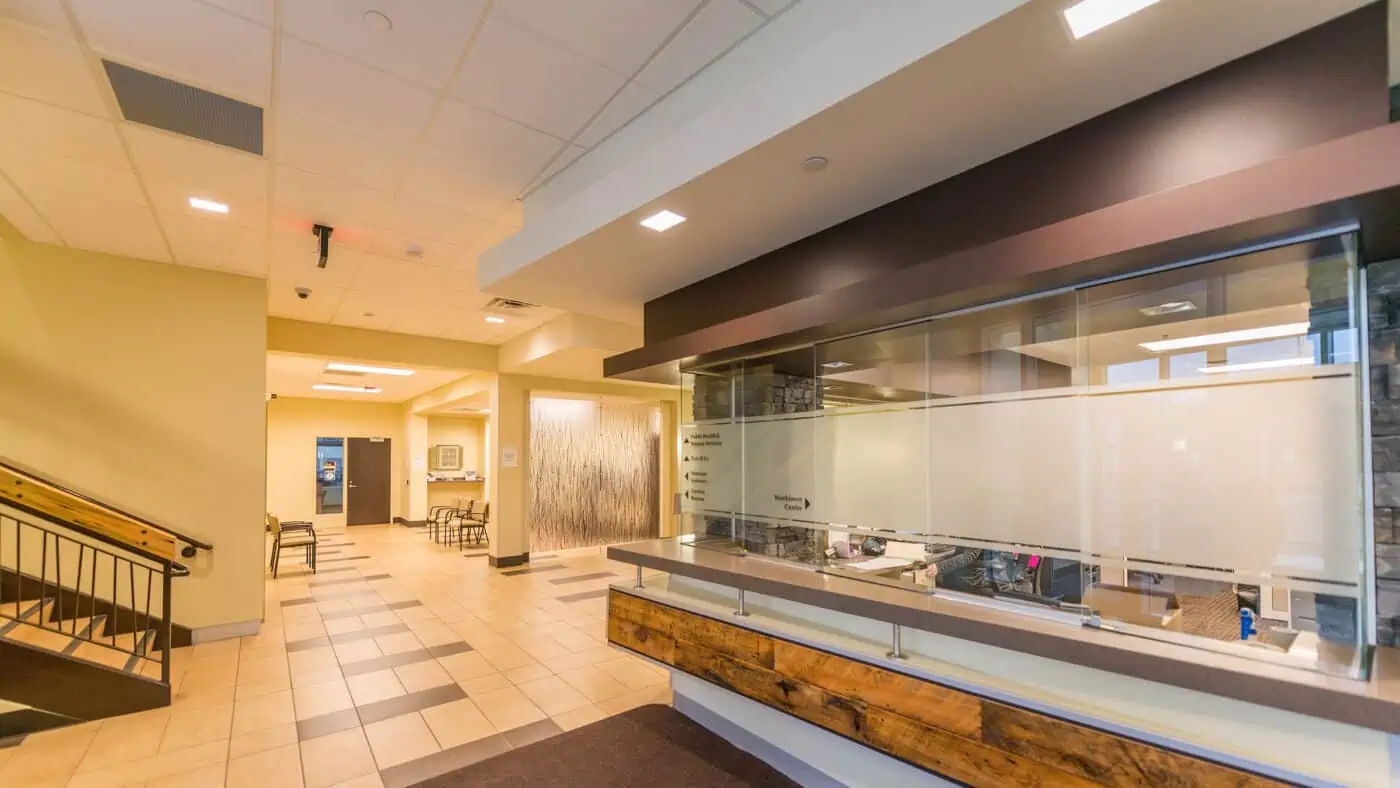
top-left (485, 315), bottom-right (506, 324)
top-left (1200, 357), bottom-right (1315, 375)
top-left (1139, 300), bottom-right (1196, 317)
top-left (641, 209), bottom-right (686, 232)
top-left (188, 196), bottom-right (228, 214)
top-left (312, 384), bottom-right (382, 393)
top-left (821, 361), bottom-right (852, 369)
top-left (1062, 0), bottom-right (1160, 39)
top-left (325, 362), bottom-right (414, 377)
top-left (1139, 322), bottom-right (1309, 353)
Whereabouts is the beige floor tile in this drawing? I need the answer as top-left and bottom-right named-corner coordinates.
top-left (300, 727), bottom-right (378, 788)
top-left (76, 710), bottom-right (169, 772)
top-left (331, 772), bottom-right (385, 788)
top-left (458, 671), bottom-right (512, 698)
top-left (359, 611), bottom-right (400, 628)
top-left (373, 631), bottom-right (423, 656)
top-left (0, 722), bottom-right (100, 784)
top-left (598, 685), bottom-right (672, 715)
top-left (237, 674), bottom-right (293, 699)
top-left (594, 657), bottom-right (668, 691)
top-left (292, 664), bottom-right (347, 689)
top-left (159, 702), bottom-right (233, 753)
top-left (347, 668), bottom-right (406, 706)
top-left (393, 658), bottom-right (453, 692)
top-left (557, 665), bottom-right (631, 704)
top-left (420, 698), bottom-right (496, 750)
top-left (394, 605), bottom-right (435, 623)
top-left (515, 675), bottom-right (592, 716)
top-left (334, 639), bottom-right (383, 664)
top-left (318, 599), bottom-right (354, 615)
top-left (476, 644), bottom-right (536, 672)
top-left (504, 662), bottom-right (553, 684)
top-left (517, 639), bottom-right (572, 662)
top-left (472, 685), bottom-right (546, 731)
top-left (541, 650), bottom-right (603, 674)
top-left (438, 650), bottom-right (496, 682)
top-left (324, 616), bottom-right (365, 636)
top-left (237, 655), bottom-right (291, 686)
top-left (233, 689), bottom-right (297, 735)
top-left (405, 621), bottom-right (459, 648)
top-left (68, 740), bottom-right (228, 788)
top-left (288, 646), bottom-right (340, 673)
top-left (230, 722), bottom-right (299, 759)
top-left (145, 761), bottom-right (227, 788)
top-left (552, 703), bottom-right (607, 731)
top-left (295, 678), bottom-right (355, 720)
top-left (364, 712), bottom-right (441, 769)
top-left (227, 741), bottom-right (303, 788)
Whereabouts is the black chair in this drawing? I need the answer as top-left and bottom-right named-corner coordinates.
top-left (461, 502), bottom-right (488, 548)
top-left (268, 513), bottom-right (316, 577)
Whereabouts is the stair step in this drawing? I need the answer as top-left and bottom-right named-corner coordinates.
top-left (59, 615), bottom-right (108, 655)
top-left (3, 620), bottom-right (74, 652)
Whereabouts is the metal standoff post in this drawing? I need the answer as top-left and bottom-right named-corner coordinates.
top-left (887, 623), bottom-right (905, 660)
top-left (734, 588), bottom-right (750, 617)
top-left (634, 566), bottom-right (644, 589)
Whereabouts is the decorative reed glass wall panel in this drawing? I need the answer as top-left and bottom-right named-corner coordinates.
top-left (529, 398), bottom-right (660, 551)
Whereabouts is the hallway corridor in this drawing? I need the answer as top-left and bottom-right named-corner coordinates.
top-left (0, 525), bottom-right (670, 787)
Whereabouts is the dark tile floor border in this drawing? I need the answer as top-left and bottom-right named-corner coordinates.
top-left (339, 641), bottom-right (472, 676)
top-left (296, 708), bottom-right (361, 741)
top-left (379, 734), bottom-right (511, 788)
top-left (285, 636), bottom-right (331, 653)
top-left (308, 575), bottom-right (373, 588)
top-left (328, 622), bottom-right (409, 645)
top-left (501, 564), bottom-right (566, 577)
top-left (555, 588), bottom-right (610, 604)
top-left (320, 600), bottom-right (421, 621)
top-left (319, 555), bottom-right (370, 563)
top-left (548, 571), bottom-right (617, 585)
top-left (356, 683), bottom-right (466, 725)
top-left (499, 718), bottom-right (563, 749)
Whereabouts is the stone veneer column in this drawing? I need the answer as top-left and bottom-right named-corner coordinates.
top-left (1368, 260), bottom-right (1400, 645)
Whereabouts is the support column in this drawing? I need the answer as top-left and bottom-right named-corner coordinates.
top-left (487, 374), bottom-right (530, 567)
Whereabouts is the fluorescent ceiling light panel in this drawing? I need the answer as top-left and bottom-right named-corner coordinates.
top-left (641, 209), bottom-right (686, 232)
top-left (312, 384), bottom-right (382, 393)
top-left (1139, 300), bottom-right (1196, 317)
top-left (325, 362), bottom-right (414, 376)
top-left (188, 196), bottom-right (229, 214)
top-left (1139, 322), bottom-right (1309, 353)
top-left (1200, 357), bottom-right (1315, 375)
top-left (821, 361), bottom-right (852, 369)
top-left (485, 315), bottom-right (506, 324)
top-left (1062, 0), bottom-right (1160, 39)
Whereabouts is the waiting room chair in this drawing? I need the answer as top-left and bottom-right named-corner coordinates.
top-left (267, 513), bottom-right (316, 577)
top-left (440, 501), bottom-right (474, 546)
top-left (461, 502), bottom-right (488, 549)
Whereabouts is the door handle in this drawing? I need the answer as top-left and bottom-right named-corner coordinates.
top-left (348, 482), bottom-right (359, 488)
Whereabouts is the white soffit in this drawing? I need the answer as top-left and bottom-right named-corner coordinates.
top-left (479, 0), bottom-right (1371, 324)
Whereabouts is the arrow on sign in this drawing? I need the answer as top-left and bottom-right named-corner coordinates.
top-left (804, 498), bottom-right (811, 510)
top-left (683, 456), bottom-right (690, 462)
top-left (684, 491), bottom-right (691, 499)
top-left (685, 472), bottom-right (690, 481)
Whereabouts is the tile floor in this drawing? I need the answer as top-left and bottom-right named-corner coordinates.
top-left (0, 525), bottom-right (670, 787)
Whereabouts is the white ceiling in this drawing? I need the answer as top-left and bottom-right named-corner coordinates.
top-left (266, 351), bottom-right (468, 402)
top-left (481, 0), bottom-right (1372, 324)
top-left (0, 0), bottom-right (796, 344)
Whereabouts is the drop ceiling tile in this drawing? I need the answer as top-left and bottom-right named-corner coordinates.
top-left (0, 20), bottom-right (107, 115)
top-left (449, 13), bottom-right (626, 140)
top-left (422, 99), bottom-right (563, 190)
top-left (282, 0), bottom-right (486, 91)
top-left (201, 0), bottom-right (273, 27)
top-left (0, 0), bottom-right (72, 38)
top-left (273, 165), bottom-right (394, 229)
top-left (0, 92), bottom-right (126, 169)
top-left (526, 145), bottom-right (585, 193)
top-left (4, 150), bottom-right (146, 206)
top-left (0, 175), bottom-right (61, 243)
top-left (158, 210), bottom-right (267, 276)
top-left (277, 35), bottom-right (436, 147)
top-left (421, 263), bottom-right (481, 295)
top-left (575, 82), bottom-right (658, 149)
top-left (268, 228), bottom-right (363, 289)
top-left (144, 179), bottom-right (265, 229)
top-left (385, 196), bottom-right (490, 246)
top-left (348, 253), bottom-right (437, 294)
top-left (70, 0), bottom-right (272, 105)
top-left (268, 282), bottom-right (344, 322)
top-left (275, 109), bottom-right (407, 191)
top-left (495, 0), bottom-right (701, 76)
top-left (636, 0), bottom-right (762, 96)
top-left (125, 123), bottom-right (267, 204)
top-left (28, 193), bottom-right (168, 261)
top-left (744, 0), bottom-right (793, 17)
top-left (399, 150), bottom-right (519, 220)
top-left (333, 288), bottom-right (405, 330)
top-left (387, 309), bottom-right (452, 339)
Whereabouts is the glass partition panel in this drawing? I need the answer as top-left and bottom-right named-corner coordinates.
top-left (316, 437), bottom-right (344, 515)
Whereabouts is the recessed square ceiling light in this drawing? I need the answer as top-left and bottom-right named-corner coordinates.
top-left (1139, 300), bottom-right (1196, 317)
top-left (821, 361), bottom-right (852, 369)
top-left (640, 209), bottom-right (686, 232)
top-left (312, 383), bottom-right (382, 393)
top-left (325, 362), bottom-right (415, 377)
top-left (188, 196), bottom-right (228, 214)
top-left (1062, 0), bottom-right (1160, 39)
top-left (485, 315), bottom-right (506, 324)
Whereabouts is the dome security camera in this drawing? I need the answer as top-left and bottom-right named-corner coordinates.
top-left (295, 287), bottom-right (312, 300)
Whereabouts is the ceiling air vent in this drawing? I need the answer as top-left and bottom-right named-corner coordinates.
top-left (103, 59), bottom-right (263, 155)
top-left (485, 297), bottom-right (537, 311)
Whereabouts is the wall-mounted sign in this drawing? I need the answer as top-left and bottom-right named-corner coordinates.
top-left (502, 447), bottom-right (519, 468)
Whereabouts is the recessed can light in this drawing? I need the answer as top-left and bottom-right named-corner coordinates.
top-left (485, 315), bottom-right (506, 324)
top-left (801, 156), bottom-right (829, 172)
top-left (1062, 0), bottom-right (1160, 39)
top-left (821, 361), bottom-right (852, 369)
top-left (189, 196), bottom-right (228, 214)
top-left (1139, 300), bottom-right (1197, 317)
top-left (640, 210), bottom-right (686, 232)
top-left (363, 9), bottom-right (393, 31)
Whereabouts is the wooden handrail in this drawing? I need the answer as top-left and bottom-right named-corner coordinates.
top-left (0, 459), bottom-right (207, 563)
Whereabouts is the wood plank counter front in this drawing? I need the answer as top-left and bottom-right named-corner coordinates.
top-left (607, 589), bottom-right (1287, 787)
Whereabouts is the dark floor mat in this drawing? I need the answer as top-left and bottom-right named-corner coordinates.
top-left (412, 704), bottom-right (799, 788)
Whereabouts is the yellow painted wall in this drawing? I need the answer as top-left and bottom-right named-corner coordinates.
top-left (0, 234), bottom-right (267, 630)
top-left (426, 415), bottom-right (487, 510)
top-left (266, 397), bottom-right (405, 528)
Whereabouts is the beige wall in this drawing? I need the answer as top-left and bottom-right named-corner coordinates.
top-left (266, 397), bottom-right (405, 528)
top-left (426, 415), bottom-right (487, 510)
top-left (0, 233), bottom-right (267, 630)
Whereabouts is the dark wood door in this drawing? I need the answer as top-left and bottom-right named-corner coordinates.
top-left (346, 437), bottom-right (391, 526)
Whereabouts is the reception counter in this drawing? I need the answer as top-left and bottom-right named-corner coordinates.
top-left (606, 538), bottom-right (1400, 787)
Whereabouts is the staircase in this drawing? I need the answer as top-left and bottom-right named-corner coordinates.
top-left (0, 459), bottom-right (212, 736)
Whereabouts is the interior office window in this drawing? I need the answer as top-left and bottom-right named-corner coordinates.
top-left (1105, 358), bottom-right (1159, 385)
top-left (1167, 351), bottom-right (1207, 380)
top-left (316, 437), bottom-right (344, 515)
